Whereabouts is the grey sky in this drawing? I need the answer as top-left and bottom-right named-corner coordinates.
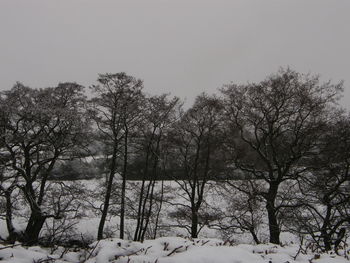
top-left (0, 0), bottom-right (349, 108)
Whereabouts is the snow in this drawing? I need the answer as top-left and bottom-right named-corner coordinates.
top-left (1, 237), bottom-right (349, 263)
top-left (0, 243), bottom-right (61, 263)
top-left (1, 179), bottom-right (349, 262)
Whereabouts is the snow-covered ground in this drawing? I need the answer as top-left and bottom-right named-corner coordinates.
top-left (1, 179), bottom-right (349, 262)
top-left (0, 179), bottom-right (223, 242)
top-left (1, 237), bottom-right (349, 263)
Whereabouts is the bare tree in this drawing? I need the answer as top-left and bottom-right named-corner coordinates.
top-left (167, 93), bottom-right (225, 238)
top-left (90, 73), bottom-right (144, 240)
top-left (40, 181), bottom-right (87, 247)
top-left (0, 82), bottom-right (89, 245)
top-left (0, 103), bottom-right (17, 242)
top-left (221, 69), bottom-right (343, 244)
top-left (0, 151), bottom-right (19, 242)
top-left (132, 94), bottom-right (180, 241)
top-left (213, 180), bottom-right (265, 244)
top-left (285, 115), bottom-right (350, 251)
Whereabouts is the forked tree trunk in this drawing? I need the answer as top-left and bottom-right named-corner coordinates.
top-left (320, 205), bottom-right (332, 251)
top-left (136, 177), bottom-right (153, 241)
top-left (140, 179), bottom-right (157, 241)
top-left (134, 136), bottom-right (153, 241)
top-left (20, 180), bottom-right (47, 245)
top-left (139, 138), bottom-right (161, 241)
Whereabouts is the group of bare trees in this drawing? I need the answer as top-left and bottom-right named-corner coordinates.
top-left (0, 69), bottom-right (349, 251)
top-left (218, 70), bottom-right (348, 250)
top-left (0, 83), bottom-right (90, 245)
top-left (166, 94), bottom-right (225, 238)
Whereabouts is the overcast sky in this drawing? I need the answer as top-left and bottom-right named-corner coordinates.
top-left (0, 0), bottom-right (349, 108)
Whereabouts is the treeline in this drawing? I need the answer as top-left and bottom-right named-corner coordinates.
top-left (0, 69), bottom-right (349, 252)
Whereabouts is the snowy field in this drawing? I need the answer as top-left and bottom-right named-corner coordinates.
top-left (1, 179), bottom-right (349, 262)
top-left (1, 237), bottom-right (349, 263)
top-left (0, 179), bottom-right (268, 243)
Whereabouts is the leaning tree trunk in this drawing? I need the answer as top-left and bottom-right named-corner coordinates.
top-left (97, 145), bottom-right (118, 240)
top-left (136, 179), bottom-right (152, 241)
top-left (23, 211), bottom-right (47, 245)
top-left (20, 181), bottom-right (47, 245)
top-left (140, 179), bottom-right (157, 241)
top-left (139, 137), bottom-right (161, 241)
top-left (249, 227), bottom-right (261, 244)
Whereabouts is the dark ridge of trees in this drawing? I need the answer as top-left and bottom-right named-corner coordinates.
top-left (0, 69), bottom-right (349, 251)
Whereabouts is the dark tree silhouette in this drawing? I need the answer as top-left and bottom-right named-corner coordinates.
top-left (0, 83), bottom-right (89, 244)
top-left (168, 93), bottom-right (225, 238)
top-left (221, 69), bottom-right (343, 244)
top-left (90, 73), bottom-right (144, 240)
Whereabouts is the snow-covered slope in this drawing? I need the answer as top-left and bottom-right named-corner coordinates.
top-left (1, 237), bottom-right (348, 263)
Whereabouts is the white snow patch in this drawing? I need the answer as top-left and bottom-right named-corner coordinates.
top-left (2, 237), bottom-right (347, 263)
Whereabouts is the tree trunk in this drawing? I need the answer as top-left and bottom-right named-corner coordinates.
top-left (153, 179), bottom-right (164, 239)
top-left (266, 182), bottom-right (280, 244)
top-left (120, 128), bottom-right (128, 240)
top-left (140, 179), bottom-right (156, 241)
top-left (321, 232), bottom-right (332, 251)
top-left (134, 179), bottom-right (146, 241)
top-left (136, 179), bottom-right (152, 241)
top-left (266, 203), bottom-right (280, 244)
top-left (140, 138), bottom-right (161, 241)
top-left (320, 205), bottom-right (332, 251)
top-left (23, 212), bottom-right (46, 245)
top-left (97, 145), bottom-right (118, 240)
top-left (4, 188), bottom-right (17, 242)
top-left (191, 208), bottom-right (198, 238)
top-left (21, 180), bottom-right (47, 245)
top-left (249, 227), bottom-right (260, 244)
top-left (134, 136), bottom-right (153, 241)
